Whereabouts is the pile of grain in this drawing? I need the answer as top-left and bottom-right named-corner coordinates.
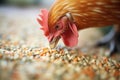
top-left (0, 40), bottom-right (120, 80)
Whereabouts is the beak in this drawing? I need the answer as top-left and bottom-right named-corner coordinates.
top-left (49, 36), bottom-right (60, 49)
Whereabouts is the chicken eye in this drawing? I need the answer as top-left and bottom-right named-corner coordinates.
top-left (55, 25), bottom-right (60, 30)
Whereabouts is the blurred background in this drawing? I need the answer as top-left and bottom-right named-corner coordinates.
top-left (0, 0), bottom-right (55, 48)
top-left (0, 0), bottom-right (112, 49)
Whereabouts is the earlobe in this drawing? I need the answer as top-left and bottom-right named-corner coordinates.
top-left (66, 13), bottom-right (73, 23)
top-left (65, 12), bottom-right (78, 37)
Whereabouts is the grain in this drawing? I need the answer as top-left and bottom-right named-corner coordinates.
top-left (0, 40), bottom-right (120, 80)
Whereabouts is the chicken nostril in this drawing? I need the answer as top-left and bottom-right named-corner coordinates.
top-left (48, 34), bottom-right (54, 42)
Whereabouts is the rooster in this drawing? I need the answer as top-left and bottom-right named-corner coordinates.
top-left (37, 0), bottom-right (120, 54)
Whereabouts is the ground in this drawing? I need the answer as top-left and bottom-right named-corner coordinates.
top-left (0, 6), bottom-right (120, 80)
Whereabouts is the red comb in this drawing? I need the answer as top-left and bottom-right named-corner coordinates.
top-left (37, 9), bottom-right (49, 36)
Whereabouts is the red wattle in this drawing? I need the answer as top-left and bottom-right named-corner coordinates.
top-left (61, 23), bottom-right (78, 47)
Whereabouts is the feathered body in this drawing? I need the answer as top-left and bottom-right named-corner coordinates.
top-left (38, 0), bottom-right (120, 48)
top-left (49, 0), bottom-right (120, 30)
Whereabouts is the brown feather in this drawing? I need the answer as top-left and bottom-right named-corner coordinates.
top-left (48, 0), bottom-right (120, 30)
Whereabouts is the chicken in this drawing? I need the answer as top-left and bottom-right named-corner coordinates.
top-left (37, 0), bottom-right (120, 54)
